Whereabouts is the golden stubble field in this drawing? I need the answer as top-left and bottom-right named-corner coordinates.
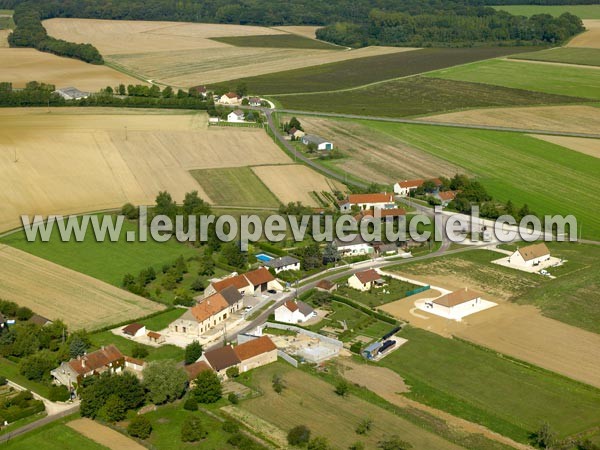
top-left (0, 48), bottom-right (143, 90)
top-left (68, 418), bottom-right (146, 450)
top-left (568, 19), bottom-right (600, 48)
top-left (532, 134), bottom-right (600, 158)
top-left (294, 116), bottom-right (465, 183)
top-left (423, 104), bottom-right (600, 135)
top-left (0, 108), bottom-right (292, 232)
top-left (0, 244), bottom-right (164, 330)
top-left (251, 164), bottom-right (345, 206)
top-left (43, 18), bottom-right (409, 86)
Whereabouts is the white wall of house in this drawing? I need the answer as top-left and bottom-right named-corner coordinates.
top-left (347, 275), bottom-right (372, 291)
top-left (274, 306), bottom-right (304, 324)
top-left (227, 112), bottom-right (245, 123)
top-left (337, 243), bottom-right (372, 256)
top-left (508, 250), bottom-right (550, 268)
top-left (169, 308), bottom-right (229, 337)
top-left (220, 95), bottom-right (240, 104)
top-left (239, 349), bottom-right (278, 373)
top-left (393, 183), bottom-right (419, 197)
top-left (272, 262), bottom-right (300, 274)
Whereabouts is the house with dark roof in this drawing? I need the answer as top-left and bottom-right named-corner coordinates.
top-left (122, 323), bottom-right (146, 338)
top-left (189, 85), bottom-right (208, 97)
top-left (316, 279), bottom-right (337, 293)
top-left (301, 134), bottom-right (333, 151)
top-left (287, 126), bottom-right (305, 139)
top-left (200, 345), bottom-right (240, 374)
top-left (219, 91), bottom-right (240, 104)
top-left (29, 314), bottom-right (53, 327)
top-left (184, 361), bottom-right (212, 383)
top-left (274, 300), bottom-right (316, 324)
top-left (263, 255), bottom-right (300, 273)
top-left (51, 345), bottom-right (125, 389)
top-left (348, 269), bottom-right (385, 291)
top-left (248, 96), bottom-right (262, 106)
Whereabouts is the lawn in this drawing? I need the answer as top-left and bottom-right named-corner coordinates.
top-left (360, 121), bottom-right (600, 240)
top-left (138, 308), bottom-right (186, 331)
top-left (190, 167), bottom-right (280, 208)
top-left (89, 330), bottom-right (184, 362)
top-left (237, 362), bottom-right (462, 450)
top-left (0, 358), bottom-right (52, 398)
top-left (273, 76), bottom-right (586, 117)
top-left (334, 275), bottom-right (419, 308)
top-left (510, 47), bottom-right (600, 67)
top-left (428, 58), bottom-right (600, 100)
top-left (210, 47), bottom-right (538, 95)
top-left (492, 4), bottom-right (600, 19)
top-left (2, 417), bottom-right (106, 450)
top-left (210, 33), bottom-right (341, 50)
top-left (1, 216), bottom-right (200, 286)
top-left (382, 327), bottom-right (600, 442)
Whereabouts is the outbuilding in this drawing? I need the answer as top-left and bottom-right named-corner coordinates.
top-left (301, 134), bottom-right (333, 151)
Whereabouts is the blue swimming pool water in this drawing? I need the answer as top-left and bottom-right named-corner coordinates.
top-left (256, 253), bottom-right (273, 262)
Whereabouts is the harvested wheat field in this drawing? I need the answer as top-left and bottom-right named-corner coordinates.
top-left (455, 303), bottom-right (600, 389)
top-left (0, 29), bottom-right (9, 47)
top-left (0, 108), bottom-right (290, 232)
top-left (423, 105), bottom-right (600, 134)
top-left (68, 418), bottom-right (146, 450)
top-left (291, 116), bottom-right (465, 183)
top-left (0, 245), bottom-right (164, 330)
top-left (0, 48), bottom-right (143, 91)
top-left (532, 134), bottom-right (600, 158)
top-left (251, 164), bottom-right (345, 206)
top-left (274, 25), bottom-right (322, 39)
top-left (44, 18), bottom-right (407, 86)
top-left (568, 19), bottom-right (600, 48)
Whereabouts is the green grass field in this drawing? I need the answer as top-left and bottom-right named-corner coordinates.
top-left (359, 121), bottom-right (600, 240)
top-left (333, 276), bottom-right (419, 308)
top-left (90, 329), bottom-right (184, 362)
top-left (511, 47), bottom-right (600, 67)
top-left (0, 216), bottom-right (200, 286)
top-left (0, 358), bottom-right (52, 398)
top-left (428, 58), bottom-right (600, 100)
top-left (2, 418), bottom-right (106, 450)
top-left (190, 167), bottom-right (280, 208)
top-left (210, 47), bottom-right (538, 95)
top-left (493, 4), bottom-right (600, 18)
top-left (273, 76), bottom-right (585, 117)
top-left (382, 327), bottom-right (600, 442)
top-left (210, 33), bottom-right (341, 50)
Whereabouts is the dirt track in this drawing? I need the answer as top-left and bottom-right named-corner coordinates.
top-left (68, 418), bottom-right (146, 450)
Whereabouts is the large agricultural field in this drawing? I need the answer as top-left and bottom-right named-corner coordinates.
top-left (568, 19), bottom-right (600, 48)
top-left (0, 108), bottom-right (291, 232)
top-left (0, 244), bottom-right (164, 330)
top-left (427, 58), bottom-right (600, 99)
top-left (68, 418), bottom-right (146, 450)
top-left (510, 47), bottom-right (600, 67)
top-left (210, 33), bottom-right (341, 50)
top-left (209, 47), bottom-right (533, 95)
top-left (235, 362), bottom-right (463, 450)
top-left (381, 327), bottom-right (600, 443)
top-left (360, 121), bottom-right (600, 240)
top-left (273, 76), bottom-right (587, 117)
top-left (43, 18), bottom-right (407, 87)
top-left (422, 104), bottom-right (600, 135)
top-left (492, 4), bottom-right (600, 18)
top-left (532, 134), bottom-right (600, 158)
top-left (2, 419), bottom-right (107, 450)
top-left (0, 48), bottom-right (144, 91)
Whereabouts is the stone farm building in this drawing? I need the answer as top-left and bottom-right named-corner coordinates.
top-left (393, 178), bottom-right (442, 197)
top-left (169, 286), bottom-right (243, 337)
top-left (508, 243), bottom-right (551, 268)
top-left (274, 300), bottom-right (316, 324)
top-left (200, 336), bottom-right (277, 376)
top-left (348, 269), bottom-right (385, 291)
top-left (338, 193), bottom-right (395, 213)
top-left (205, 267), bottom-right (283, 297)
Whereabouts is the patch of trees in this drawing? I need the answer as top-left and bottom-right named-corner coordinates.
top-left (0, 390), bottom-right (45, 424)
top-left (317, 9), bottom-right (584, 47)
top-left (0, 81), bottom-right (65, 107)
top-left (79, 371), bottom-right (145, 421)
top-left (8, 3), bottom-right (103, 64)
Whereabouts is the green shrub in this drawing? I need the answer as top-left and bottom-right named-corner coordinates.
top-left (128, 415), bottom-right (153, 439)
top-left (288, 425), bottom-right (311, 446)
top-left (228, 392), bottom-right (239, 404)
top-left (48, 385), bottom-right (70, 402)
top-left (183, 397), bottom-right (198, 411)
top-left (181, 415), bottom-right (206, 442)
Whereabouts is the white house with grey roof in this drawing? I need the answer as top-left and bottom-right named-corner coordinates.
top-left (274, 300), bottom-right (316, 324)
top-left (53, 87), bottom-right (89, 100)
top-left (301, 134), bottom-right (333, 151)
top-left (263, 256), bottom-right (300, 273)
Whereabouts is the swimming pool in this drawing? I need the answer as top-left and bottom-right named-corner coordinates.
top-left (256, 253), bottom-right (274, 262)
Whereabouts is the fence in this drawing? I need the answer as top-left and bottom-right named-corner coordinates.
top-left (277, 350), bottom-right (298, 367)
top-left (405, 285), bottom-right (430, 297)
top-left (264, 322), bottom-right (343, 349)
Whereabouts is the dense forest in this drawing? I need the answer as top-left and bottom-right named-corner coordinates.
top-left (8, 3), bottom-right (103, 64)
top-left (0, 0), bottom-right (587, 50)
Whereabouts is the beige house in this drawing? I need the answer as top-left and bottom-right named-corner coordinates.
top-left (393, 178), bottom-right (442, 197)
top-left (234, 336), bottom-right (278, 373)
top-left (348, 269), bottom-right (385, 291)
top-left (508, 243), bottom-right (551, 268)
top-left (220, 92), bottom-right (240, 104)
top-left (168, 286), bottom-right (243, 337)
top-left (205, 267), bottom-right (283, 297)
top-left (338, 193), bottom-right (395, 213)
top-left (51, 345), bottom-right (125, 389)
top-left (426, 288), bottom-right (482, 319)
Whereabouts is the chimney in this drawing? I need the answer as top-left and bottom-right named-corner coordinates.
top-left (81, 358), bottom-right (86, 368)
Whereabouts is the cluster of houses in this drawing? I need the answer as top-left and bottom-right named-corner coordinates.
top-left (393, 178), bottom-right (459, 206)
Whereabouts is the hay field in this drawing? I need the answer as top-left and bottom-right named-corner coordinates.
top-left (532, 135), bottom-right (600, 158)
top-left (251, 164), bottom-right (345, 206)
top-left (0, 108), bottom-right (290, 232)
top-left (294, 116), bottom-right (466, 183)
top-left (68, 419), bottom-right (146, 450)
top-left (568, 19), bottom-right (600, 48)
top-left (43, 17), bottom-right (405, 86)
top-left (273, 25), bottom-right (322, 39)
top-left (0, 48), bottom-right (143, 91)
top-left (0, 244), bottom-right (164, 330)
top-left (423, 105), bottom-right (600, 134)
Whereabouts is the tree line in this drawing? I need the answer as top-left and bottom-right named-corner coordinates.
top-left (8, 2), bottom-right (103, 64)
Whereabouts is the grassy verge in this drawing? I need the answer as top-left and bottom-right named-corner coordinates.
top-left (510, 47), bottom-right (600, 67)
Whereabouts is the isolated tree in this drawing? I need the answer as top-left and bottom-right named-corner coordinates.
top-left (181, 415), bottom-right (206, 442)
top-left (128, 415), bottom-right (153, 439)
top-left (162, 86), bottom-right (174, 98)
top-left (228, 392), bottom-right (239, 404)
top-left (355, 417), bottom-right (372, 435)
top-left (184, 341), bottom-right (203, 365)
top-left (154, 191), bottom-right (178, 219)
top-left (193, 370), bottom-right (222, 403)
top-left (308, 436), bottom-right (331, 450)
top-left (272, 373), bottom-right (285, 394)
top-left (143, 360), bottom-right (187, 404)
top-left (118, 84), bottom-right (126, 95)
top-left (289, 117), bottom-right (303, 131)
top-left (288, 425), bottom-right (311, 446)
top-left (15, 306), bottom-right (33, 321)
top-left (182, 191), bottom-right (211, 217)
top-left (377, 435), bottom-right (413, 450)
top-left (531, 423), bottom-right (556, 449)
top-left (221, 241), bottom-right (247, 268)
top-left (335, 380), bottom-right (349, 397)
